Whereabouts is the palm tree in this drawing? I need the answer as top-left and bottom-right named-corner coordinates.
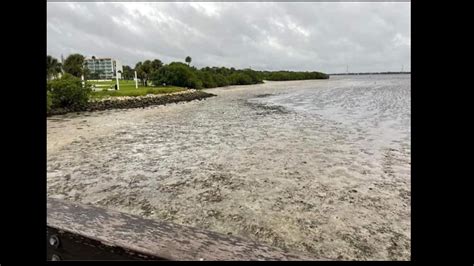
top-left (47, 55), bottom-right (62, 80)
top-left (185, 56), bottom-right (192, 66)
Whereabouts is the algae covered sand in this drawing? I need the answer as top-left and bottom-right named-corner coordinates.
top-left (47, 75), bottom-right (411, 260)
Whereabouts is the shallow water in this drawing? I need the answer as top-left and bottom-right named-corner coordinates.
top-left (47, 75), bottom-right (411, 260)
top-left (252, 74), bottom-right (410, 164)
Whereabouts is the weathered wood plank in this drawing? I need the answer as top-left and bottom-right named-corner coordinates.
top-left (47, 198), bottom-right (323, 261)
top-left (47, 227), bottom-right (166, 261)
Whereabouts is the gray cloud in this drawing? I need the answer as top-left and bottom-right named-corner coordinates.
top-left (47, 2), bottom-right (410, 73)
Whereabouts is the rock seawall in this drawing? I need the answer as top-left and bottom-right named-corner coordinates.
top-left (47, 90), bottom-right (216, 116)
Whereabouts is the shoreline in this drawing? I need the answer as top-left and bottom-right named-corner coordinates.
top-left (47, 90), bottom-right (216, 117)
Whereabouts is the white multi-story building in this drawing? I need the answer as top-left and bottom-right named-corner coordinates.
top-left (83, 57), bottom-right (123, 79)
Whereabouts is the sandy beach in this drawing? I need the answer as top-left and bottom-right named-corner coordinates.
top-left (47, 75), bottom-right (411, 260)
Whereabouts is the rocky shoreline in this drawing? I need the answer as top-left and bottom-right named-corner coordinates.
top-left (47, 90), bottom-right (216, 116)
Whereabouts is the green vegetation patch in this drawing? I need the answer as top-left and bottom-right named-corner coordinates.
top-left (47, 73), bottom-right (91, 109)
top-left (90, 86), bottom-right (185, 99)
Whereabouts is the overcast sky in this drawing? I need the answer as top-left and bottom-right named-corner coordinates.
top-left (47, 2), bottom-right (410, 73)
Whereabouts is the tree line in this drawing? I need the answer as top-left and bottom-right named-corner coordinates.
top-left (47, 53), bottom-right (329, 89)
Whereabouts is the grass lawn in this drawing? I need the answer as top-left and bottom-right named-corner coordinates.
top-left (88, 80), bottom-right (186, 98)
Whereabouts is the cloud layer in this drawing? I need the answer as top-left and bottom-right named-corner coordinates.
top-left (47, 2), bottom-right (410, 73)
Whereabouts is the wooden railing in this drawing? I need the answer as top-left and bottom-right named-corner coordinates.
top-left (47, 198), bottom-right (322, 261)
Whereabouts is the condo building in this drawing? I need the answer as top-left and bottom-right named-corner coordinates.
top-left (83, 57), bottom-right (123, 79)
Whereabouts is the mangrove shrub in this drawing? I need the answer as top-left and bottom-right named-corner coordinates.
top-left (47, 73), bottom-right (91, 110)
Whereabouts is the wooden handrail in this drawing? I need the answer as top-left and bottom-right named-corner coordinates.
top-left (47, 198), bottom-right (322, 261)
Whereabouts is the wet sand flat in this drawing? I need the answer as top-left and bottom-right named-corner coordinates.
top-left (47, 75), bottom-right (411, 260)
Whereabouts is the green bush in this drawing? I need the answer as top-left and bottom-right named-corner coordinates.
top-left (196, 71), bottom-right (217, 88)
top-left (47, 91), bottom-right (52, 113)
top-left (262, 71), bottom-right (329, 81)
top-left (47, 73), bottom-right (91, 109)
top-left (229, 72), bottom-right (254, 85)
top-left (212, 73), bottom-right (229, 87)
top-left (150, 61), bottom-right (327, 89)
top-left (151, 64), bottom-right (203, 89)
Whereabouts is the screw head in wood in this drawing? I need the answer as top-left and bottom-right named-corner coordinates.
top-left (49, 235), bottom-right (60, 248)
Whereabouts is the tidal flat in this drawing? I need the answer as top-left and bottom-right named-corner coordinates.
top-left (47, 75), bottom-right (411, 260)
